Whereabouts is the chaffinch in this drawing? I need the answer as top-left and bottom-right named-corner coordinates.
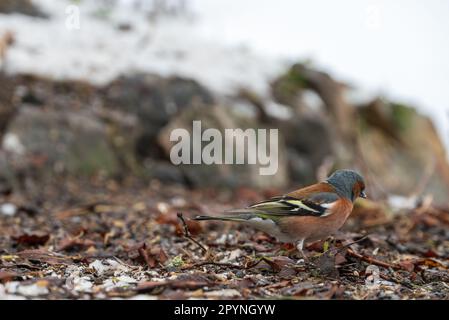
top-left (194, 169), bottom-right (366, 259)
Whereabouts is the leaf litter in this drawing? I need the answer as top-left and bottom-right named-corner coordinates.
top-left (0, 179), bottom-right (448, 300)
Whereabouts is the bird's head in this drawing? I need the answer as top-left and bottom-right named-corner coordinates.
top-left (326, 169), bottom-right (366, 202)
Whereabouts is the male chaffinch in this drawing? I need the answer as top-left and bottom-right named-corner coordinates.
top-left (194, 169), bottom-right (366, 259)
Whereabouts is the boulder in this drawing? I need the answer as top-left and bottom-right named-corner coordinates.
top-left (0, 76), bottom-right (16, 143)
top-left (157, 105), bottom-right (289, 189)
top-left (281, 116), bottom-right (333, 184)
top-left (272, 62), bottom-right (449, 203)
top-left (1, 73), bottom-right (217, 185)
top-left (4, 107), bottom-right (120, 178)
top-left (356, 99), bottom-right (449, 203)
top-left (0, 0), bottom-right (47, 18)
top-left (238, 86), bottom-right (334, 185)
top-left (103, 73), bottom-right (214, 160)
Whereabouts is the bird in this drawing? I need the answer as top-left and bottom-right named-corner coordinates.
top-left (193, 169), bottom-right (366, 260)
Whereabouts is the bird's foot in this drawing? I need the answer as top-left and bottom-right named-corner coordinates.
top-left (295, 258), bottom-right (316, 269)
top-left (294, 249), bottom-right (316, 268)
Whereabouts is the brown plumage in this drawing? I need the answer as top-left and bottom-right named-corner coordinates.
top-left (194, 169), bottom-right (366, 260)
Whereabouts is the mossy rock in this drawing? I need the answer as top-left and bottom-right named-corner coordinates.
top-left (5, 107), bottom-right (121, 178)
top-left (356, 100), bottom-right (449, 203)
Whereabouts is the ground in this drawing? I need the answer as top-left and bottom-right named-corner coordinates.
top-left (0, 178), bottom-right (448, 299)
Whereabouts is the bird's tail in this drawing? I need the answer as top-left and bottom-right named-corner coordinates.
top-left (192, 215), bottom-right (246, 222)
top-left (193, 209), bottom-right (258, 222)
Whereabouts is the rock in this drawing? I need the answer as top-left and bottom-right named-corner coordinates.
top-left (357, 99), bottom-right (449, 203)
top-left (103, 74), bottom-right (214, 160)
top-left (142, 159), bottom-right (187, 185)
top-left (1, 73), bottom-right (217, 184)
top-left (271, 63), bottom-right (358, 180)
top-left (272, 63), bottom-right (449, 203)
top-left (157, 105), bottom-right (289, 189)
top-left (0, 75), bottom-right (147, 184)
top-left (237, 85), bottom-right (334, 185)
top-left (0, 0), bottom-right (47, 18)
top-left (271, 63), bottom-right (354, 140)
top-left (12, 74), bottom-right (98, 110)
top-left (281, 116), bottom-right (333, 184)
top-left (204, 289), bottom-right (241, 299)
top-left (5, 106), bottom-right (120, 178)
top-left (0, 73), bottom-right (19, 144)
top-left (0, 203), bottom-right (16, 216)
top-left (286, 149), bottom-right (316, 184)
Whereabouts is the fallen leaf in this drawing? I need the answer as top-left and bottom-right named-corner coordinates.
top-left (423, 249), bottom-right (439, 258)
top-left (12, 232), bottom-right (50, 246)
top-left (127, 242), bottom-right (168, 268)
top-left (0, 271), bottom-right (18, 283)
top-left (156, 212), bottom-right (202, 236)
top-left (416, 258), bottom-right (446, 269)
top-left (152, 247), bottom-right (168, 265)
top-left (253, 256), bottom-right (294, 273)
top-left (57, 238), bottom-right (96, 251)
top-left (398, 260), bottom-right (415, 272)
top-left (334, 252), bottom-right (347, 265)
top-left (137, 279), bottom-right (209, 293)
top-left (316, 284), bottom-right (339, 300)
top-left (280, 281), bottom-right (313, 296)
top-left (17, 249), bottom-right (73, 265)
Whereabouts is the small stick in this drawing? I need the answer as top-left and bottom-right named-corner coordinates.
top-left (182, 256), bottom-right (273, 271)
top-left (379, 273), bottom-right (415, 289)
top-left (346, 248), bottom-right (402, 270)
top-left (183, 261), bottom-right (246, 270)
top-left (177, 212), bottom-right (208, 254)
top-left (319, 234), bottom-right (370, 256)
top-left (334, 234), bottom-right (370, 254)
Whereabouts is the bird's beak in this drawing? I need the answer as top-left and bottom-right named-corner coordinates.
top-left (360, 191), bottom-right (367, 199)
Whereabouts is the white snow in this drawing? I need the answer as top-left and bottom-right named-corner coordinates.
top-left (0, 0), bottom-right (447, 151)
top-left (0, 0), bottom-right (284, 96)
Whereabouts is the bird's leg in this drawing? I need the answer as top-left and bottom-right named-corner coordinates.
top-left (296, 239), bottom-right (309, 264)
top-left (330, 236), bottom-right (336, 247)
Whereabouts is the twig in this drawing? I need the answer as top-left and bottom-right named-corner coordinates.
top-left (177, 212), bottom-right (208, 254)
top-left (346, 248), bottom-right (402, 270)
top-left (182, 256), bottom-right (275, 271)
top-left (335, 234), bottom-right (370, 253)
top-left (183, 261), bottom-right (247, 270)
top-left (379, 272), bottom-right (416, 289)
top-left (320, 234), bottom-right (370, 256)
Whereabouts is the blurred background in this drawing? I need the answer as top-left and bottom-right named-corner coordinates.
top-left (1, 0), bottom-right (449, 205)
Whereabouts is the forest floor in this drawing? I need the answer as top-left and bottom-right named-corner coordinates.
top-left (0, 178), bottom-right (448, 300)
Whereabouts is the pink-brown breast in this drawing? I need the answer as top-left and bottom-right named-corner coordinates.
top-left (277, 197), bottom-right (353, 243)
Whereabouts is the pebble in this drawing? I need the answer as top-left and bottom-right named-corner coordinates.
top-left (0, 203), bottom-right (17, 216)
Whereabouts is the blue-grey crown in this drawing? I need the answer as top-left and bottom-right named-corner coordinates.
top-left (326, 169), bottom-right (365, 201)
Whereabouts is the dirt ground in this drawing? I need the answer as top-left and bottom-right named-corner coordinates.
top-left (0, 178), bottom-right (448, 300)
